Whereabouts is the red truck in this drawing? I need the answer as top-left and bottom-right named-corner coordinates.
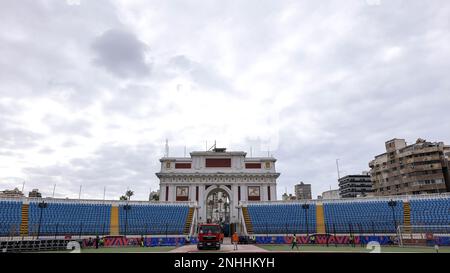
top-left (197, 223), bottom-right (223, 250)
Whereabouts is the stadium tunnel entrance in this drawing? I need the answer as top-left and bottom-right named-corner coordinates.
top-left (205, 188), bottom-right (232, 237)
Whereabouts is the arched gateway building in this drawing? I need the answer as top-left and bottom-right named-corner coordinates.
top-left (156, 147), bottom-right (280, 233)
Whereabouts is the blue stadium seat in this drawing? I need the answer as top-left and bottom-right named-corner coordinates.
top-left (410, 197), bottom-right (450, 226)
top-left (118, 204), bottom-right (189, 235)
top-left (0, 201), bottom-right (22, 236)
top-left (247, 203), bottom-right (316, 234)
top-left (28, 202), bottom-right (111, 236)
top-left (2, 195), bottom-right (449, 237)
top-left (323, 200), bottom-right (404, 234)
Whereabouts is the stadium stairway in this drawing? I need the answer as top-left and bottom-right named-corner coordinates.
top-left (183, 207), bottom-right (195, 234)
top-left (20, 204), bottom-right (29, 237)
top-left (403, 202), bottom-right (411, 232)
top-left (110, 205), bottom-right (119, 236)
top-left (242, 207), bottom-right (253, 234)
top-left (316, 203), bottom-right (326, 234)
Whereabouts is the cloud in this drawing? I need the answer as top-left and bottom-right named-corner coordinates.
top-left (42, 115), bottom-right (92, 137)
top-left (0, 127), bottom-right (43, 149)
top-left (1, 0), bottom-right (449, 200)
top-left (23, 143), bottom-right (159, 200)
top-left (92, 29), bottom-right (152, 78)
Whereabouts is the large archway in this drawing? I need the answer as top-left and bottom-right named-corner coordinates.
top-left (204, 187), bottom-right (233, 237)
top-left (205, 188), bottom-right (231, 225)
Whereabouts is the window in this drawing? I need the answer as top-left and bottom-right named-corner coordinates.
top-left (175, 163), bottom-right (191, 169)
top-left (205, 158), bottom-right (231, 167)
top-left (245, 163), bottom-right (261, 169)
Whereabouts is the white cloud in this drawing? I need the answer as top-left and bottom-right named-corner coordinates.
top-left (381, 46), bottom-right (403, 62)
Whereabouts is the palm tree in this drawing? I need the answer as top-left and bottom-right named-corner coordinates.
top-left (125, 190), bottom-right (134, 201)
top-left (119, 195), bottom-right (128, 201)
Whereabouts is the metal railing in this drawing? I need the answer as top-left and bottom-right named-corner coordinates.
top-left (0, 196), bottom-right (195, 206)
top-left (250, 220), bottom-right (408, 236)
top-left (0, 223), bottom-right (188, 239)
top-left (241, 192), bottom-right (450, 205)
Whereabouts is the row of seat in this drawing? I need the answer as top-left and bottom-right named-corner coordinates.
top-left (248, 204), bottom-right (317, 234)
top-left (118, 205), bottom-right (188, 234)
top-left (27, 202), bottom-right (111, 235)
top-left (247, 198), bottom-right (448, 234)
top-left (323, 201), bottom-right (405, 233)
top-left (0, 202), bottom-right (22, 236)
top-left (410, 199), bottom-right (450, 227)
top-left (1, 197), bottom-right (449, 236)
top-left (0, 201), bottom-right (191, 236)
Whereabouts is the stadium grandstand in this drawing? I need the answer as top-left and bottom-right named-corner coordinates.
top-left (0, 198), bottom-right (195, 238)
top-left (1, 194), bottom-right (449, 252)
top-left (243, 195), bottom-right (450, 235)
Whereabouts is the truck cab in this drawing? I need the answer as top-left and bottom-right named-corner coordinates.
top-left (197, 223), bottom-right (223, 250)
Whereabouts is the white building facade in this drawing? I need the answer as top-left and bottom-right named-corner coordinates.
top-left (156, 148), bottom-right (279, 226)
top-left (321, 189), bottom-right (340, 200)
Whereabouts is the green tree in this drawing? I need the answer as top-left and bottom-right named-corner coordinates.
top-left (125, 190), bottom-right (134, 200)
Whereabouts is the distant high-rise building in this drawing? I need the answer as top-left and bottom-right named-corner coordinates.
top-left (369, 138), bottom-right (450, 196)
top-left (294, 182), bottom-right (312, 200)
top-left (339, 173), bottom-right (373, 198)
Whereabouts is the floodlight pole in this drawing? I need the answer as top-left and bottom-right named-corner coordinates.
top-left (388, 200), bottom-right (397, 232)
top-left (302, 204), bottom-right (310, 236)
top-left (124, 204), bottom-right (131, 236)
top-left (37, 201), bottom-right (48, 239)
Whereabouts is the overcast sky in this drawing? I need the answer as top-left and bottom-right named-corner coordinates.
top-left (1, 0), bottom-right (449, 200)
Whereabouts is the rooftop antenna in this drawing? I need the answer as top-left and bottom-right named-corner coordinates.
top-left (208, 140), bottom-right (216, 151)
top-left (21, 181), bottom-right (25, 193)
top-left (250, 146), bottom-right (253, 157)
top-left (336, 159), bottom-right (341, 180)
top-left (52, 184), bottom-right (56, 198)
top-left (184, 145), bottom-right (187, 157)
top-left (78, 185), bottom-right (82, 200)
top-left (165, 139), bottom-right (169, 157)
top-left (103, 186), bottom-right (106, 200)
top-left (205, 140), bottom-right (208, 151)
